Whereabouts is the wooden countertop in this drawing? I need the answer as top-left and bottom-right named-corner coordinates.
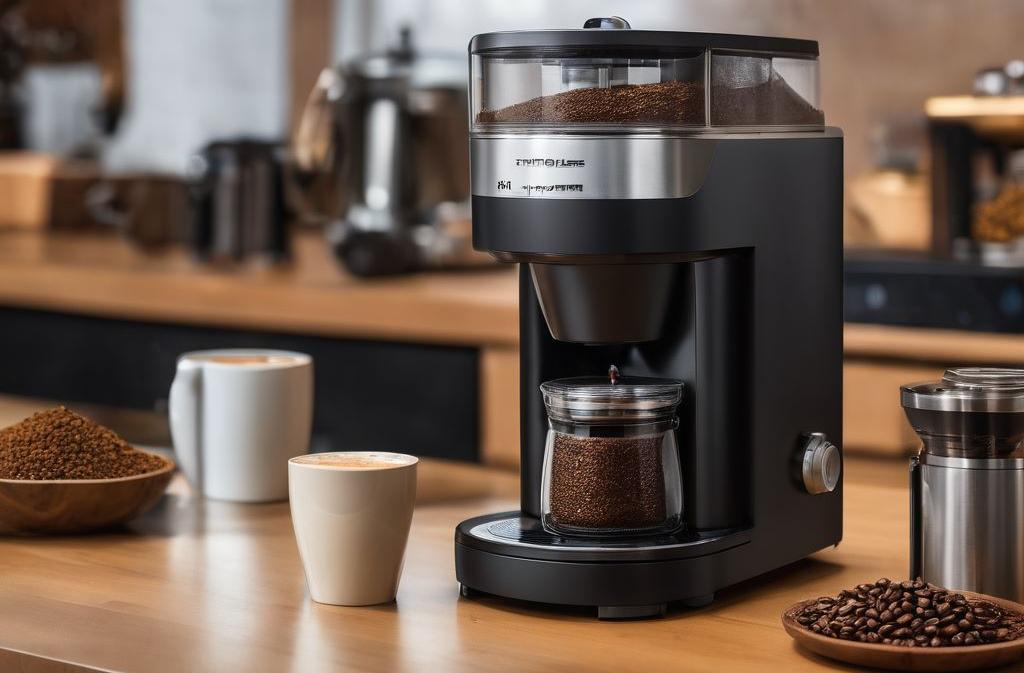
top-left (2, 229), bottom-right (1022, 363)
top-left (0, 448), bottom-right (922, 673)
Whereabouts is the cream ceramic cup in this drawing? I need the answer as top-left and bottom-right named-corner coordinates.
top-left (169, 349), bottom-right (313, 502)
top-left (288, 452), bottom-right (418, 606)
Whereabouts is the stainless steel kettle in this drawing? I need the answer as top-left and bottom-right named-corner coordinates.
top-left (293, 28), bottom-right (479, 276)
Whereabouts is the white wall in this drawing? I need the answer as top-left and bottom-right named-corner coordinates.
top-left (104, 0), bottom-right (289, 175)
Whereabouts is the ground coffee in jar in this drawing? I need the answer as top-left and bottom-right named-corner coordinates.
top-left (540, 370), bottom-right (683, 537)
top-left (0, 407), bottom-right (166, 480)
top-left (548, 433), bottom-right (666, 530)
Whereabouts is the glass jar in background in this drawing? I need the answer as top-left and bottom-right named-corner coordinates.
top-left (540, 373), bottom-right (683, 538)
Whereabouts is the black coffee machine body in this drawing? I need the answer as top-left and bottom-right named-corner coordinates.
top-left (455, 18), bottom-right (844, 618)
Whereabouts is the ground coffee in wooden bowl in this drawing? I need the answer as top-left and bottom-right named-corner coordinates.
top-left (0, 407), bottom-right (166, 480)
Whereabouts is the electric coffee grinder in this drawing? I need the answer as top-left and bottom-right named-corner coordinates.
top-left (454, 17), bottom-right (844, 618)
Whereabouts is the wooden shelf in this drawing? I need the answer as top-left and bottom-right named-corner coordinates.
top-left (0, 229), bottom-right (520, 348)
top-left (844, 323), bottom-right (1024, 365)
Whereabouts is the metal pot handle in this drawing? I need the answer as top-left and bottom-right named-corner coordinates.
top-left (909, 454), bottom-right (923, 580)
top-left (292, 67), bottom-right (345, 175)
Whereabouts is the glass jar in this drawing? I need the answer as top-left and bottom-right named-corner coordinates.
top-left (539, 375), bottom-right (684, 537)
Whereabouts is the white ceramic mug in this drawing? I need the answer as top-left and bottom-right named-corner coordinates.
top-left (289, 452), bottom-right (418, 606)
top-left (169, 349), bottom-right (313, 502)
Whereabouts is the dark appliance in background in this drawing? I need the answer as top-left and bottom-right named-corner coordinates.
top-left (0, 0), bottom-right (125, 150)
top-left (454, 19), bottom-right (844, 617)
top-left (845, 60), bottom-right (1024, 333)
top-left (186, 139), bottom-right (290, 263)
top-left (293, 27), bottom-right (491, 276)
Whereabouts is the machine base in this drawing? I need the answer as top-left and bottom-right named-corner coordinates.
top-left (455, 512), bottom-right (748, 618)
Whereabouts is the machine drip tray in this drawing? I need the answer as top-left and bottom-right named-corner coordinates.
top-left (457, 512), bottom-right (750, 563)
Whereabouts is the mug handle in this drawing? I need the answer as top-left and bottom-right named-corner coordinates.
top-left (169, 359), bottom-right (203, 493)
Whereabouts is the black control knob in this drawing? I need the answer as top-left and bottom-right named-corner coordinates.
top-left (583, 17), bottom-right (631, 30)
top-left (801, 433), bottom-right (841, 495)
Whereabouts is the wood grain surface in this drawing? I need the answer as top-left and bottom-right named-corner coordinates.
top-left (0, 455), bottom-right (173, 535)
top-left (0, 230), bottom-right (519, 347)
top-left (0, 446), bottom-right (949, 673)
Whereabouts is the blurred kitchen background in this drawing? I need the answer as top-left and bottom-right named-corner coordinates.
top-left (2, 0), bottom-right (1024, 466)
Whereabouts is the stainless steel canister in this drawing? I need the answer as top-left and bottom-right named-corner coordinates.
top-left (904, 368), bottom-right (1024, 602)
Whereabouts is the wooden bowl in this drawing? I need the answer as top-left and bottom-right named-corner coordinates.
top-left (0, 454), bottom-right (175, 535)
top-left (783, 591), bottom-right (1024, 672)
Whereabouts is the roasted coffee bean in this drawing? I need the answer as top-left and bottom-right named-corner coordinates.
top-left (793, 580), bottom-right (1024, 648)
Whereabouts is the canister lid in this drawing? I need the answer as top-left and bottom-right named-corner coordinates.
top-left (541, 373), bottom-right (683, 422)
top-left (901, 367), bottom-right (1024, 413)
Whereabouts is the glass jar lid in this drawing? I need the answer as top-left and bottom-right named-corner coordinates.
top-left (901, 367), bottom-right (1024, 413)
top-left (541, 372), bottom-right (683, 422)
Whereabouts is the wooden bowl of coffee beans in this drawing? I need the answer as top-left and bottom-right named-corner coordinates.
top-left (0, 407), bottom-right (175, 534)
top-left (782, 578), bottom-right (1024, 672)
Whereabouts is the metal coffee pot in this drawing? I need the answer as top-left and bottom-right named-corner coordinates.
top-left (904, 368), bottom-right (1024, 602)
top-left (293, 28), bottom-right (483, 276)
